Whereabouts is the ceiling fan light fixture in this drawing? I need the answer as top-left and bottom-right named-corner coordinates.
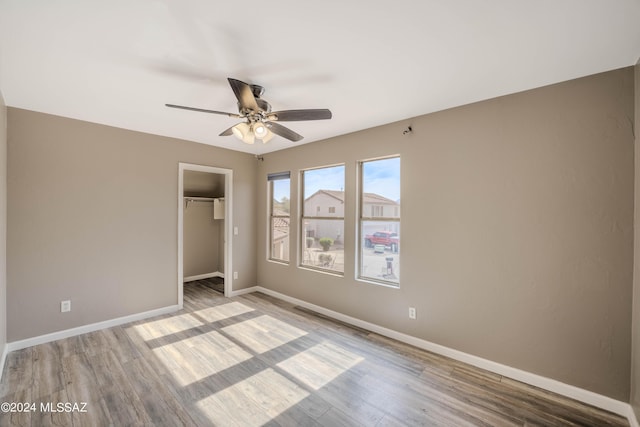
top-left (231, 122), bottom-right (255, 144)
top-left (252, 121), bottom-right (268, 139)
top-left (261, 130), bottom-right (274, 144)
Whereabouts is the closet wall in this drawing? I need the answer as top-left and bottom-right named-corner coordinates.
top-left (183, 171), bottom-right (225, 280)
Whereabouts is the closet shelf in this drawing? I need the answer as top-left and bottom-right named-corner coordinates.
top-left (184, 197), bottom-right (216, 202)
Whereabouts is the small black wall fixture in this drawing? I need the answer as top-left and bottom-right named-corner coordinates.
top-left (403, 126), bottom-right (413, 135)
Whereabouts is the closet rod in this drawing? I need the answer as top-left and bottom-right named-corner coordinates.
top-left (184, 197), bottom-right (216, 202)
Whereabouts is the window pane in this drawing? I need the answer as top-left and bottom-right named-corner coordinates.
top-left (301, 218), bottom-right (344, 273)
top-left (360, 157), bottom-right (400, 286)
top-left (269, 176), bottom-right (290, 263)
top-left (272, 179), bottom-right (290, 215)
top-left (303, 165), bottom-right (345, 217)
top-left (361, 220), bottom-right (399, 284)
top-left (302, 165), bottom-right (345, 274)
top-left (271, 217), bottom-right (290, 262)
top-left (362, 157), bottom-right (400, 219)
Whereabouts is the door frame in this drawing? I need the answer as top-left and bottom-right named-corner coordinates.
top-left (178, 162), bottom-right (233, 306)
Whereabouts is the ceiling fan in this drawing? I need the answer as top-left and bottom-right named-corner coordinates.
top-left (166, 78), bottom-right (332, 144)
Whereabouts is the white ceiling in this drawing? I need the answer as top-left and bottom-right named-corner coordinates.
top-left (1, 1), bottom-right (639, 155)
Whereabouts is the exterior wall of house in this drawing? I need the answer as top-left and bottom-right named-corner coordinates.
top-left (363, 203), bottom-right (398, 218)
top-left (6, 108), bottom-right (257, 341)
top-left (257, 67), bottom-right (635, 401)
top-left (303, 192), bottom-right (345, 242)
top-left (304, 192), bottom-right (345, 217)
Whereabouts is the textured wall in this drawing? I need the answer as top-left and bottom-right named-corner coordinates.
top-left (631, 58), bottom-right (640, 422)
top-left (257, 68), bottom-right (635, 400)
top-left (183, 202), bottom-right (221, 278)
top-left (0, 91), bottom-right (6, 357)
top-left (7, 109), bottom-right (256, 341)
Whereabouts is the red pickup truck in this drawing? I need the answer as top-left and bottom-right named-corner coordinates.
top-left (364, 231), bottom-right (399, 252)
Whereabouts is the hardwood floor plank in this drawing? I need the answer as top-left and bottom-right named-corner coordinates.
top-left (101, 325), bottom-right (143, 363)
top-left (86, 350), bottom-right (152, 426)
top-left (121, 357), bottom-right (198, 427)
top-left (0, 387), bottom-right (31, 427)
top-left (0, 348), bottom-right (32, 397)
top-left (317, 407), bottom-right (367, 427)
top-left (31, 343), bottom-right (64, 400)
top-left (31, 389), bottom-right (73, 427)
top-left (60, 352), bottom-right (112, 426)
top-left (0, 283), bottom-right (630, 426)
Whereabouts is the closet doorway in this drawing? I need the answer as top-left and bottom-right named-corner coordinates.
top-left (178, 163), bottom-right (233, 307)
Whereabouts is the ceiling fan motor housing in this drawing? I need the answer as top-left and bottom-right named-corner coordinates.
top-left (237, 98), bottom-right (271, 116)
top-left (250, 84), bottom-right (265, 98)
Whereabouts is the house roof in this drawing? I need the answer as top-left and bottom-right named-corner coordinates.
top-left (306, 190), bottom-right (398, 205)
top-left (0, 2), bottom-right (638, 156)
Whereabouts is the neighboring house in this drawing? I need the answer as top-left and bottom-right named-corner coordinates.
top-left (362, 192), bottom-right (400, 219)
top-left (303, 190), bottom-right (400, 242)
top-left (271, 209), bottom-right (290, 261)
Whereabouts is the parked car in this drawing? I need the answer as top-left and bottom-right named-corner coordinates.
top-left (364, 231), bottom-right (399, 252)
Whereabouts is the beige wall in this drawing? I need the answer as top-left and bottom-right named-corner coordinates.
top-left (183, 202), bottom-right (221, 277)
top-left (7, 108), bottom-right (257, 341)
top-left (0, 91), bottom-right (6, 356)
top-left (632, 59), bottom-right (640, 421)
top-left (257, 67), bottom-right (635, 400)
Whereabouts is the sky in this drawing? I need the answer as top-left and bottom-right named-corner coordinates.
top-left (272, 157), bottom-right (400, 202)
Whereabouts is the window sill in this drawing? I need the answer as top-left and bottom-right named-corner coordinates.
top-left (356, 277), bottom-right (400, 289)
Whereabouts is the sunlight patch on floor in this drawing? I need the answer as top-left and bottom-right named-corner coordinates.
top-left (133, 313), bottom-right (203, 340)
top-left (153, 330), bottom-right (253, 386)
top-left (197, 368), bottom-right (309, 426)
top-left (193, 301), bottom-right (255, 323)
top-left (221, 315), bottom-right (307, 354)
top-left (277, 341), bottom-right (364, 390)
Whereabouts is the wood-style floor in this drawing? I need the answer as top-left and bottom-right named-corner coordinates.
top-left (0, 282), bottom-right (629, 426)
top-left (190, 276), bottom-right (224, 294)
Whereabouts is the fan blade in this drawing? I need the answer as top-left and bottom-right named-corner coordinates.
top-left (219, 126), bottom-right (235, 136)
top-left (227, 78), bottom-right (259, 112)
top-left (165, 104), bottom-right (240, 117)
top-left (268, 109), bottom-right (332, 122)
top-left (267, 122), bottom-right (304, 142)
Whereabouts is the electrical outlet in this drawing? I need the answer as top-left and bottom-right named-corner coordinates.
top-left (408, 307), bottom-right (416, 320)
top-left (61, 300), bottom-right (71, 313)
top-left (233, 271), bottom-right (238, 280)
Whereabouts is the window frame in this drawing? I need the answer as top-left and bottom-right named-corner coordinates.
top-left (268, 171), bottom-right (291, 264)
top-left (299, 164), bottom-right (345, 275)
top-left (358, 156), bottom-right (401, 287)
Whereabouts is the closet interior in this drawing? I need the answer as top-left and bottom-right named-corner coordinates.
top-left (183, 170), bottom-right (225, 293)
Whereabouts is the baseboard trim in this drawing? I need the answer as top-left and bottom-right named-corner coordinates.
top-left (0, 343), bottom-right (8, 386)
top-left (253, 286), bottom-right (632, 420)
top-left (629, 406), bottom-right (640, 427)
top-left (6, 304), bottom-right (181, 352)
top-left (184, 271), bottom-right (224, 283)
top-left (228, 286), bottom-right (258, 297)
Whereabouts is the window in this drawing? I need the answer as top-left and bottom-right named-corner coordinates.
top-left (268, 172), bottom-right (290, 263)
top-left (301, 165), bottom-right (345, 274)
top-left (359, 157), bottom-right (400, 285)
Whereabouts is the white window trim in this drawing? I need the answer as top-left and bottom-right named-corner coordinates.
top-left (357, 156), bottom-right (401, 287)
